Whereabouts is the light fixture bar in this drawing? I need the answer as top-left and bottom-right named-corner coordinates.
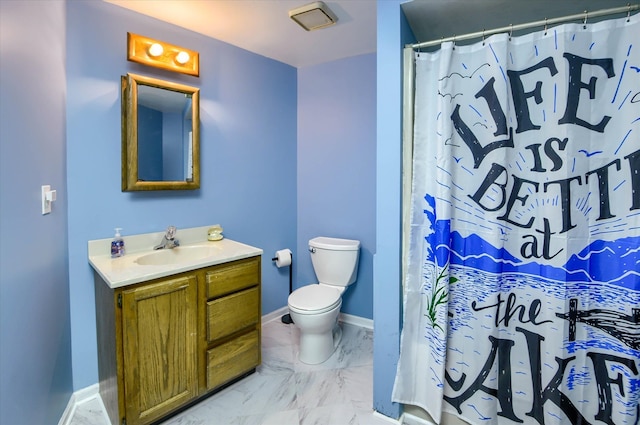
top-left (127, 33), bottom-right (199, 77)
top-left (289, 1), bottom-right (338, 31)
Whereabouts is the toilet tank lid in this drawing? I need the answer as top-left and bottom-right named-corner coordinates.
top-left (310, 237), bottom-right (360, 251)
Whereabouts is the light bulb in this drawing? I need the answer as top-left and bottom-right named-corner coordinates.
top-left (175, 51), bottom-right (190, 65)
top-left (148, 43), bottom-right (164, 57)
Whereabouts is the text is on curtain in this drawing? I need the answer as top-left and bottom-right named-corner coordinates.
top-left (393, 13), bottom-right (639, 425)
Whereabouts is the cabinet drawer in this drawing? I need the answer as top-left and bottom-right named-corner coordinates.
top-left (206, 330), bottom-right (259, 390)
top-left (207, 287), bottom-right (259, 342)
top-left (206, 257), bottom-right (260, 299)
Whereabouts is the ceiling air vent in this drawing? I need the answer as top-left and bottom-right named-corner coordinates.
top-left (289, 1), bottom-right (338, 31)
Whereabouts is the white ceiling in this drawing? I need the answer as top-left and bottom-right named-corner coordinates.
top-left (104, 0), bottom-right (377, 68)
top-left (104, 0), bottom-right (634, 68)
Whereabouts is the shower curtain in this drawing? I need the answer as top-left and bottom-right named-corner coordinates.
top-left (393, 13), bottom-right (639, 425)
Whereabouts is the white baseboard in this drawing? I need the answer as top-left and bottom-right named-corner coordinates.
top-left (401, 411), bottom-right (437, 425)
top-left (402, 406), bottom-right (466, 425)
top-left (263, 306), bottom-right (373, 330)
top-left (373, 410), bottom-right (403, 424)
top-left (57, 393), bottom-right (76, 425)
top-left (340, 312), bottom-right (373, 330)
top-left (262, 306), bottom-right (289, 324)
top-left (58, 384), bottom-right (99, 425)
top-left (74, 383), bottom-right (100, 402)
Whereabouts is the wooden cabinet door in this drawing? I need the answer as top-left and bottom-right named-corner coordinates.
top-left (122, 275), bottom-right (198, 425)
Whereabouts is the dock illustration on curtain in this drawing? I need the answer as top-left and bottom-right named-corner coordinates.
top-left (393, 13), bottom-right (639, 425)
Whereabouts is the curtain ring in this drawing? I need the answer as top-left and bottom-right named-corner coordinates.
top-left (583, 10), bottom-right (588, 29)
top-left (509, 24), bottom-right (513, 40)
top-left (544, 18), bottom-right (548, 35)
top-left (452, 34), bottom-right (456, 50)
top-left (482, 29), bottom-right (486, 45)
top-left (627, 4), bottom-right (632, 22)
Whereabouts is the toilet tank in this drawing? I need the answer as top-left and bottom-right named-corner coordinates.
top-left (309, 237), bottom-right (360, 287)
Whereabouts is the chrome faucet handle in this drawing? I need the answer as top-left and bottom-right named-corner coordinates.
top-left (154, 226), bottom-right (179, 250)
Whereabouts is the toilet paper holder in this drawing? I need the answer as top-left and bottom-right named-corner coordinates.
top-left (272, 249), bottom-right (294, 325)
top-left (272, 248), bottom-right (292, 268)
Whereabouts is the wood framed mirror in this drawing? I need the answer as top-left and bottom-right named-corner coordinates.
top-left (121, 73), bottom-right (200, 191)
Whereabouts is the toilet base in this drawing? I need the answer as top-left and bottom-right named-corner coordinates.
top-left (333, 324), bottom-right (343, 351)
top-left (298, 323), bottom-right (342, 365)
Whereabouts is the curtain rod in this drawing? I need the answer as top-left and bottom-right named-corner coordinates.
top-left (410, 4), bottom-right (639, 50)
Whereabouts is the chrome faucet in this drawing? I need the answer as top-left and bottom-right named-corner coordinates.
top-left (154, 225), bottom-right (180, 250)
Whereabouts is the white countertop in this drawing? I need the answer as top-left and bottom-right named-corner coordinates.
top-left (88, 225), bottom-right (263, 288)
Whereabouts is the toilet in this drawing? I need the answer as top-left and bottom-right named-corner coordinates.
top-left (288, 236), bottom-right (360, 364)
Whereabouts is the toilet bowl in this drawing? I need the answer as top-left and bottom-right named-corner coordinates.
top-left (287, 237), bottom-right (360, 364)
top-left (288, 284), bottom-right (344, 364)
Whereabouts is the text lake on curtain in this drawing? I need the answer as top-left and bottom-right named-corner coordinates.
top-left (393, 13), bottom-right (639, 425)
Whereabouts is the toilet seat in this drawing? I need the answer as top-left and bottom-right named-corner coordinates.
top-left (288, 284), bottom-right (341, 314)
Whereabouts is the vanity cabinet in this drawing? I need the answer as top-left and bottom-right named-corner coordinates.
top-left (121, 274), bottom-right (198, 425)
top-left (200, 257), bottom-right (261, 392)
top-left (95, 255), bottom-right (261, 425)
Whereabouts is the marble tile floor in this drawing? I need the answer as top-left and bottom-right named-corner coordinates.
top-left (69, 318), bottom-right (398, 425)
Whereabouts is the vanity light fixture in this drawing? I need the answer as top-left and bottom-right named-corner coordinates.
top-left (127, 33), bottom-right (199, 77)
top-left (289, 1), bottom-right (338, 31)
top-left (175, 51), bottom-right (190, 65)
top-left (147, 43), bottom-right (164, 58)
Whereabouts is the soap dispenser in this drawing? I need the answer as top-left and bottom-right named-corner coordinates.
top-left (111, 228), bottom-right (125, 258)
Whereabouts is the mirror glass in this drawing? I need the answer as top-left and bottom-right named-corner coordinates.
top-left (122, 73), bottom-right (200, 191)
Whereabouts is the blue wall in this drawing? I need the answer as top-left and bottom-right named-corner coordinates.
top-left (162, 111), bottom-right (183, 181)
top-left (0, 1), bottom-right (73, 424)
top-left (138, 104), bottom-right (163, 181)
top-left (3, 1), bottom-right (623, 422)
top-left (297, 54), bottom-right (376, 319)
top-left (0, 1), bottom-right (390, 421)
top-left (66, 1), bottom-right (297, 390)
top-left (374, 0), bottom-right (415, 418)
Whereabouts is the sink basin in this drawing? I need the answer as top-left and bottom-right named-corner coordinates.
top-left (135, 245), bottom-right (221, 266)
